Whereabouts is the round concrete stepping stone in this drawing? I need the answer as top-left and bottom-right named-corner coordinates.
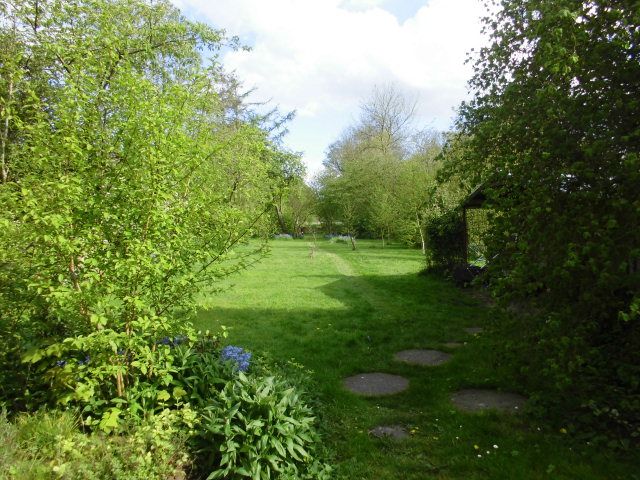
top-left (443, 342), bottom-right (464, 348)
top-left (394, 349), bottom-right (452, 366)
top-left (451, 389), bottom-right (527, 413)
top-left (369, 425), bottom-right (409, 440)
top-left (464, 327), bottom-right (483, 334)
top-left (343, 373), bottom-right (409, 396)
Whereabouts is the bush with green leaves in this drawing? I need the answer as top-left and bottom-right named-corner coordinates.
top-left (424, 209), bottom-right (466, 272)
top-left (2, 339), bottom-right (334, 479)
top-left (0, 0), bottom-right (302, 417)
top-left (443, 0), bottom-right (640, 443)
top-left (192, 372), bottom-right (332, 480)
top-left (165, 340), bottom-right (332, 479)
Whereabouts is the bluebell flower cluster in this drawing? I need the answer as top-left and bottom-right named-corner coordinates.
top-left (55, 354), bottom-right (90, 368)
top-left (220, 345), bottom-right (251, 372)
top-left (77, 355), bottom-right (90, 366)
top-left (156, 335), bottom-right (188, 348)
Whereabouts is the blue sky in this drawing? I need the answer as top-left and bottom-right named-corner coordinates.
top-left (172, 0), bottom-right (490, 178)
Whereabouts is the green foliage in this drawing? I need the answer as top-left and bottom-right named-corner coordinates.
top-left (170, 335), bottom-right (236, 409)
top-left (314, 85), bottom-right (470, 252)
top-left (166, 338), bottom-right (332, 480)
top-left (2, 337), bottom-right (334, 479)
top-left (424, 210), bottom-right (466, 272)
top-left (0, 409), bottom-right (192, 479)
top-left (275, 178), bottom-right (316, 237)
top-left (194, 372), bottom-right (332, 480)
top-left (18, 329), bottom-right (224, 433)
top-left (0, 0), bottom-right (292, 415)
top-left (444, 0), bottom-right (640, 442)
top-left (0, 2), bottom-right (332, 477)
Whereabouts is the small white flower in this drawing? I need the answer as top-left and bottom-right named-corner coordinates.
top-left (477, 454), bottom-right (482, 458)
top-left (493, 444), bottom-right (498, 449)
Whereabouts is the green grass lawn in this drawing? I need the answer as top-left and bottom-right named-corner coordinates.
top-left (195, 239), bottom-right (639, 480)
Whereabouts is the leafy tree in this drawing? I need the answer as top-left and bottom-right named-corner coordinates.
top-left (393, 130), bottom-right (453, 252)
top-left (280, 179), bottom-right (316, 237)
top-left (270, 149), bottom-right (306, 234)
top-left (446, 0), bottom-right (640, 441)
top-left (316, 85), bottom-right (421, 247)
top-left (0, 0), bottom-right (289, 423)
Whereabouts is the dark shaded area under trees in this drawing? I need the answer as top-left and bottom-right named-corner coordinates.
top-left (437, 0), bottom-right (640, 445)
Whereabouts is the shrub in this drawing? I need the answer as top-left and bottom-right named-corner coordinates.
top-left (192, 372), bottom-right (332, 480)
top-left (18, 327), bottom-right (208, 433)
top-left (169, 340), bottom-right (333, 479)
top-left (424, 210), bottom-right (466, 272)
top-left (443, 0), bottom-right (640, 444)
top-left (4, 339), bottom-right (334, 479)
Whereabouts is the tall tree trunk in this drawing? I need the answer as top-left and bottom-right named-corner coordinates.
top-left (417, 212), bottom-right (426, 254)
top-left (349, 234), bottom-right (357, 251)
top-left (274, 202), bottom-right (287, 233)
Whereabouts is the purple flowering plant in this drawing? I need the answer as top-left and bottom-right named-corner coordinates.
top-left (220, 345), bottom-right (252, 372)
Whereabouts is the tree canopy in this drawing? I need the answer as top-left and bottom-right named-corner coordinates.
top-left (444, 0), bottom-right (640, 442)
top-left (0, 0), bottom-right (301, 415)
top-left (315, 85), bottom-right (458, 250)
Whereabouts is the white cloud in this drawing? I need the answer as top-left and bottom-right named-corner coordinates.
top-left (172, 0), bottom-right (490, 175)
top-left (340, 0), bottom-right (386, 11)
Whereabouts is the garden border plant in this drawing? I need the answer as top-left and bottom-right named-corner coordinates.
top-left (0, 0), bottom-right (333, 478)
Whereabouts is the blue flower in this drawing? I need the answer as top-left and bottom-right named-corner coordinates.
top-left (156, 335), bottom-right (188, 348)
top-left (56, 360), bottom-right (67, 368)
top-left (173, 335), bottom-right (187, 345)
top-left (220, 345), bottom-right (252, 372)
top-left (77, 354), bottom-right (90, 366)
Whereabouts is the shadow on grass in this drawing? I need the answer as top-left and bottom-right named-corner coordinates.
top-left (195, 271), bottom-right (503, 403)
top-left (194, 267), bottom-right (640, 480)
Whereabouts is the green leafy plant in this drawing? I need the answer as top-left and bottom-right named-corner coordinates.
top-left (193, 372), bottom-right (332, 480)
top-left (0, 0), bottom-right (302, 419)
top-left (0, 408), bottom-right (193, 479)
top-left (441, 0), bottom-right (640, 443)
top-left (424, 209), bottom-right (466, 272)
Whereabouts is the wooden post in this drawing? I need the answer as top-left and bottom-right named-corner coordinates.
top-left (462, 207), bottom-right (469, 265)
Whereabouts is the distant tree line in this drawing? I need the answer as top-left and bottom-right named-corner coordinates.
top-left (312, 84), bottom-right (465, 251)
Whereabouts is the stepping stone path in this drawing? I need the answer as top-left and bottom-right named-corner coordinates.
top-left (394, 349), bottom-right (451, 366)
top-left (451, 389), bottom-right (526, 413)
top-left (368, 425), bottom-right (409, 440)
top-left (343, 373), bottom-right (409, 396)
top-left (464, 327), bottom-right (483, 334)
top-left (341, 329), bottom-right (528, 425)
